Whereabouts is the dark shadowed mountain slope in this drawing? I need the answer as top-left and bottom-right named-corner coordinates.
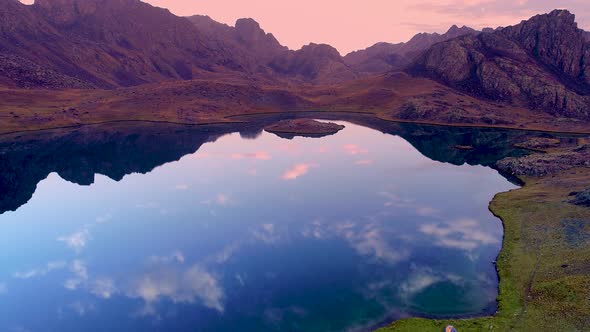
top-left (188, 16), bottom-right (357, 83)
top-left (187, 15), bottom-right (288, 68)
top-left (0, 0), bottom-right (256, 89)
top-left (269, 43), bottom-right (357, 83)
top-left (0, 0), bottom-right (359, 89)
top-left (409, 10), bottom-right (590, 121)
top-left (344, 25), bottom-right (478, 74)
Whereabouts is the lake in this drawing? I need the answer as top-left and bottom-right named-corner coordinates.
top-left (0, 116), bottom-right (527, 332)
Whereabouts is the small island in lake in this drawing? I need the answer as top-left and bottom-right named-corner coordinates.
top-left (264, 119), bottom-right (345, 139)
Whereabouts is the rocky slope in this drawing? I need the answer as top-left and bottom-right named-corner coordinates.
top-left (408, 10), bottom-right (590, 121)
top-left (0, 0), bottom-right (358, 88)
top-left (0, 0), bottom-right (249, 88)
top-left (344, 25), bottom-right (478, 74)
top-left (187, 15), bottom-right (288, 70)
top-left (188, 16), bottom-right (357, 83)
top-left (269, 43), bottom-right (357, 83)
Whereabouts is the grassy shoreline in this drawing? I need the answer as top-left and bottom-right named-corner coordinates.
top-left (378, 168), bottom-right (590, 331)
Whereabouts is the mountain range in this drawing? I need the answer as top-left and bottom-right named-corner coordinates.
top-left (1, 0), bottom-right (590, 133)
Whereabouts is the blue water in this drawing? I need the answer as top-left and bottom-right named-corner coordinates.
top-left (0, 120), bottom-right (517, 332)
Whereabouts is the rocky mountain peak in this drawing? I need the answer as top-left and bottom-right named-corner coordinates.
top-left (299, 43), bottom-right (342, 59)
top-left (500, 8), bottom-right (590, 85)
top-left (235, 18), bottom-right (261, 33)
top-left (234, 17), bottom-right (286, 55)
top-left (409, 9), bottom-right (590, 121)
top-left (446, 25), bottom-right (475, 37)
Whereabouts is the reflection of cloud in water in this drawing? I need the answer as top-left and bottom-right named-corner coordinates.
top-left (95, 214), bottom-right (112, 224)
top-left (64, 260), bottom-right (89, 290)
top-left (355, 159), bottom-right (374, 166)
top-left (212, 243), bottom-right (242, 264)
top-left (316, 146), bottom-right (329, 153)
top-left (201, 193), bottom-right (232, 206)
top-left (282, 163), bottom-right (314, 180)
top-left (349, 225), bottom-right (410, 264)
top-left (149, 251), bottom-right (185, 264)
top-left (399, 266), bottom-right (464, 299)
top-left (231, 152), bottom-right (271, 160)
top-left (251, 223), bottom-right (280, 244)
top-left (57, 230), bottom-right (90, 252)
top-left (343, 144), bottom-right (368, 155)
top-left (303, 220), bottom-right (409, 264)
top-left (135, 202), bottom-right (160, 209)
top-left (379, 191), bottom-right (439, 217)
top-left (13, 261), bottom-right (67, 279)
top-left (415, 206), bottom-right (438, 216)
top-left (91, 278), bottom-right (117, 299)
top-left (420, 218), bottom-right (499, 252)
top-left (13, 260), bottom-right (92, 294)
top-left (127, 264), bottom-right (224, 315)
top-left (58, 213), bottom-right (113, 253)
top-left (69, 301), bottom-right (97, 316)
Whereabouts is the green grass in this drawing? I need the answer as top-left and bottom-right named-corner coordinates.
top-left (378, 169), bottom-right (590, 332)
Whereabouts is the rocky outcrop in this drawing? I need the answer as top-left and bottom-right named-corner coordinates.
top-left (496, 149), bottom-right (590, 177)
top-left (264, 119), bottom-right (345, 137)
top-left (570, 188), bottom-right (590, 207)
top-left (409, 10), bottom-right (590, 121)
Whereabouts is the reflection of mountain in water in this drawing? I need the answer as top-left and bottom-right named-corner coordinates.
top-left (0, 114), bottom-right (576, 214)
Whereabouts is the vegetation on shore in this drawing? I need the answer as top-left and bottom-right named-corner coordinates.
top-left (379, 157), bottom-right (590, 331)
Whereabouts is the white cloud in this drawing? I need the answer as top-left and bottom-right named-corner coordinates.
top-left (400, 273), bottom-right (441, 299)
top-left (282, 163), bottom-right (315, 180)
top-left (13, 261), bottom-right (67, 279)
top-left (128, 265), bottom-right (225, 314)
top-left (0, 282), bottom-right (6, 295)
top-left (231, 151), bottom-right (271, 160)
top-left (69, 301), bottom-right (96, 316)
top-left (212, 243), bottom-right (241, 264)
top-left (91, 278), bottom-right (117, 299)
top-left (201, 193), bottom-right (232, 206)
top-left (64, 260), bottom-right (88, 290)
top-left (57, 230), bottom-right (90, 252)
top-left (419, 218), bottom-right (499, 253)
top-left (149, 251), bottom-right (185, 264)
top-left (349, 226), bottom-right (410, 264)
top-left (343, 144), bottom-right (368, 155)
top-left (251, 223), bottom-right (281, 244)
top-left (303, 220), bottom-right (409, 265)
top-left (95, 214), bottom-right (113, 224)
top-left (399, 266), bottom-right (465, 299)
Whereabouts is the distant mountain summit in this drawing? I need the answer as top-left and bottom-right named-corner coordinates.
top-left (344, 25), bottom-right (478, 74)
top-left (187, 16), bottom-right (356, 83)
top-left (269, 43), bottom-right (357, 83)
top-left (409, 9), bottom-right (590, 120)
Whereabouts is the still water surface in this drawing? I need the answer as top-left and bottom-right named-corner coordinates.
top-left (0, 120), bottom-right (517, 332)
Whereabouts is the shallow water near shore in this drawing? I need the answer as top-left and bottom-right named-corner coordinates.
top-left (0, 118), bottom-right (520, 332)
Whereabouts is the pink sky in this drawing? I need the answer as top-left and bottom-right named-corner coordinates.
top-left (20, 0), bottom-right (590, 54)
